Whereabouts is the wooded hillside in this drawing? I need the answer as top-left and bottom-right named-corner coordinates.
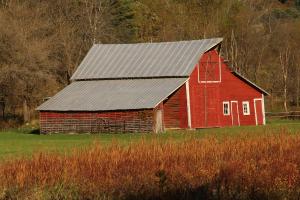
top-left (0, 0), bottom-right (299, 125)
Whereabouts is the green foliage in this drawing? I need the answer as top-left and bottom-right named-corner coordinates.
top-left (110, 0), bottom-right (138, 42)
top-left (278, 0), bottom-right (288, 3)
top-left (296, 0), bottom-right (300, 9)
top-left (219, 1), bottom-right (243, 32)
top-left (272, 7), bottom-right (300, 19)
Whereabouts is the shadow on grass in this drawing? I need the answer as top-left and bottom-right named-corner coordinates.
top-left (28, 129), bottom-right (40, 135)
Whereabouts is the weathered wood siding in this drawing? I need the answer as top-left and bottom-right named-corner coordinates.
top-left (40, 110), bottom-right (154, 134)
top-left (163, 86), bottom-right (188, 129)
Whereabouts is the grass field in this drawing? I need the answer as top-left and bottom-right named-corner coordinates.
top-left (0, 119), bottom-right (299, 199)
top-left (1, 123), bottom-right (300, 199)
top-left (0, 118), bottom-right (299, 160)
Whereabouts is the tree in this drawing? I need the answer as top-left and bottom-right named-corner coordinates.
top-left (279, 45), bottom-right (291, 112)
top-left (110, 0), bottom-right (137, 42)
top-left (296, 0), bottom-right (300, 8)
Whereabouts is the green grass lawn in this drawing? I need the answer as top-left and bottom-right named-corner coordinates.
top-left (0, 118), bottom-right (299, 160)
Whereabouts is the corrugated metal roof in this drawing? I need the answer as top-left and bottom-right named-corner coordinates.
top-left (37, 78), bottom-right (187, 111)
top-left (71, 38), bottom-right (223, 80)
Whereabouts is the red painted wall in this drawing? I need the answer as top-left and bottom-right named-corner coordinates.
top-left (40, 110), bottom-right (154, 133)
top-left (188, 49), bottom-right (265, 128)
top-left (163, 86), bottom-right (188, 129)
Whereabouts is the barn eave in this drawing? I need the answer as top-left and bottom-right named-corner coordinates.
top-left (36, 78), bottom-right (188, 112)
top-left (231, 71), bottom-right (270, 96)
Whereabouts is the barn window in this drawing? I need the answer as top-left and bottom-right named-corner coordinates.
top-left (242, 101), bottom-right (250, 115)
top-left (223, 102), bottom-right (230, 115)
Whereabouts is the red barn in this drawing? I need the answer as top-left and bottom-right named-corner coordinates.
top-left (37, 38), bottom-right (268, 133)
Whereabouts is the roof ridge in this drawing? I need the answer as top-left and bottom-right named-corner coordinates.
top-left (71, 38), bottom-right (223, 80)
top-left (72, 76), bottom-right (189, 82)
top-left (92, 38), bottom-right (223, 46)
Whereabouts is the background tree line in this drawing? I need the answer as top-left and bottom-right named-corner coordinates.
top-left (0, 0), bottom-right (299, 125)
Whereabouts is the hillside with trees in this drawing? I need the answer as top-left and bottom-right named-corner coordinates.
top-left (0, 0), bottom-right (300, 125)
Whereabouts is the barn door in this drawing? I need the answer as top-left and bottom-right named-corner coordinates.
top-left (155, 110), bottom-right (164, 133)
top-left (231, 101), bottom-right (240, 126)
top-left (254, 99), bottom-right (263, 125)
top-left (197, 85), bottom-right (220, 128)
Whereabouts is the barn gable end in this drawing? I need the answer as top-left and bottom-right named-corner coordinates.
top-left (188, 49), bottom-right (267, 128)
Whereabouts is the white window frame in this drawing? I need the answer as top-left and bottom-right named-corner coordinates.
top-left (223, 101), bottom-right (230, 116)
top-left (197, 51), bottom-right (222, 84)
top-left (242, 101), bottom-right (250, 115)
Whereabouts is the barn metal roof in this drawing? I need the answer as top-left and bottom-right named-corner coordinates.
top-left (37, 78), bottom-right (187, 111)
top-left (71, 38), bottom-right (223, 80)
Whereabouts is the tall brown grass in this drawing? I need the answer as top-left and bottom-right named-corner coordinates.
top-left (1, 131), bottom-right (300, 199)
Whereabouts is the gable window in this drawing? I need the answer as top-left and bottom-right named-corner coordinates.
top-left (223, 102), bottom-right (230, 115)
top-left (242, 101), bottom-right (250, 115)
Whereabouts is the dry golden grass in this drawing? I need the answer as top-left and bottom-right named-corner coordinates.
top-left (1, 131), bottom-right (300, 199)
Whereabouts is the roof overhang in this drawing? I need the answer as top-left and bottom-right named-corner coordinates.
top-left (231, 71), bottom-right (270, 96)
top-left (37, 78), bottom-right (188, 111)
